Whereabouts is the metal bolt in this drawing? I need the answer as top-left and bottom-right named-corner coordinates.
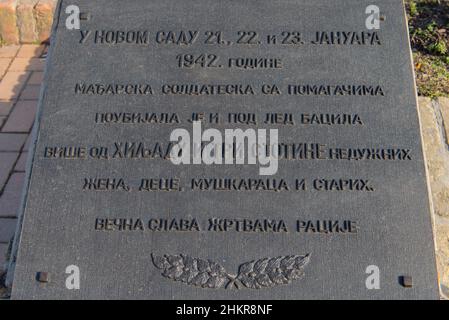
top-left (379, 14), bottom-right (386, 22)
top-left (79, 12), bottom-right (91, 21)
top-left (36, 272), bottom-right (50, 283)
top-left (400, 275), bottom-right (412, 288)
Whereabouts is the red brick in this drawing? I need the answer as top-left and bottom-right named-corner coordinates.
top-left (0, 218), bottom-right (17, 243)
top-left (0, 153), bottom-right (18, 189)
top-left (0, 71), bottom-right (30, 100)
top-left (22, 133), bottom-right (31, 151)
top-left (0, 133), bottom-right (27, 151)
top-left (14, 151), bottom-right (27, 171)
top-left (16, 44), bottom-right (45, 58)
top-left (0, 173), bottom-right (25, 218)
top-left (0, 57), bottom-right (12, 78)
top-left (27, 71), bottom-right (43, 84)
top-left (1, 100), bottom-right (37, 132)
top-left (0, 242), bottom-right (9, 268)
top-left (34, 0), bottom-right (56, 43)
top-left (0, 45), bottom-right (20, 58)
top-left (0, 101), bottom-right (14, 116)
top-left (19, 84), bottom-right (41, 100)
top-left (16, 0), bottom-right (38, 44)
top-left (0, 0), bottom-right (19, 44)
top-left (8, 57), bottom-right (44, 71)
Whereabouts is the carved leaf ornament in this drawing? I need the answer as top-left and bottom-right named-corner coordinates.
top-left (151, 253), bottom-right (310, 289)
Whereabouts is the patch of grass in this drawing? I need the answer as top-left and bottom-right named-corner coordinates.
top-left (414, 52), bottom-right (449, 98)
top-left (430, 39), bottom-right (448, 54)
top-left (405, 0), bottom-right (449, 97)
top-left (410, 0), bottom-right (419, 16)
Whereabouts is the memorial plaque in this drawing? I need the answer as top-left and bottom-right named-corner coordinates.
top-left (10, 0), bottom-right (439, 299)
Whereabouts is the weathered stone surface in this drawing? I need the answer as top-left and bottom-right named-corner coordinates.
top-left (16, 0), bottom-right (38, 44)
top-left (440, 98), bottom-right (449, 146)
top-left (418, 97), bottom-right (449, 297)
top-left (10, 0), bottom-right (439, 299)
top-left (434, 217), bottom-right (449, 299)
top-left (0, 0), bottom-right (19, 44)
top-left (0, 0), bottom-right (56, 45)
top-left (419, 98), bottom-right (449, 219)
top-left (34, 0), bottom-right (56, 43)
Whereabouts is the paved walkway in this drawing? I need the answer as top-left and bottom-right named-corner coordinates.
top-left (0, 44), bottom-right (47, 271)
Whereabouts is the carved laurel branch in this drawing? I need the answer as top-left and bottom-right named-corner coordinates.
top-left (151, 253), bottom-right (310, 289)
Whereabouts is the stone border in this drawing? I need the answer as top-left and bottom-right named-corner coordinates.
top-left (0, 0), bottom-right (57, 45)
top-left (418, 97), bottom-right (449, 300)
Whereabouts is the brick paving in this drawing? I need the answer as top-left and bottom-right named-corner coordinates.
top-left (0, 243), bottom-right (8, 267)
top-left (0, 173), bottom-right (25, 218)
top-left (0, 44), bottom-right (46, 274)
top-left (2, 101), bottom-right (38, 132)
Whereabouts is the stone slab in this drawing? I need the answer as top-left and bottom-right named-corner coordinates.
top-left (16, 0), bottom-right (39, 44)
top-left (439, 98), bottom-right (449, 146)
top-left (0, 0), bottom-right (19, 44)
top-left (34, 0), bottom-right (56, 43)
top-left (11, 0), bottom-right (439, 299)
